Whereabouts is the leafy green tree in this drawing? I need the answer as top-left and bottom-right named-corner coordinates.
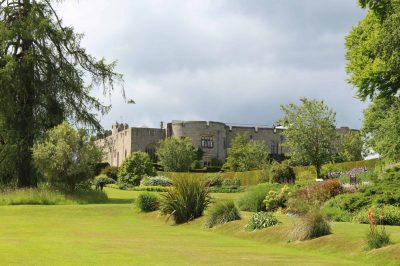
top-left (118, 152), bottom-right (156, 187)
top-left (0, 0), bottom-right (122, 187)
top-left (338, 131), bottom-right (364, 162)
top-left (223, 134), bottom-right (268, 172)
top-left (156, 137), bottom-right (196, 172)
top-left (278, 98), bottom-right (337, 179)
top-left (362, 97), bottom-right (400, 162)
top-left (32, 123), bottom-right (102, 192)
top-left (346, 0), bottom-right (400, 100)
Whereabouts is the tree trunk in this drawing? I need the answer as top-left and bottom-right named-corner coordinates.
top-left (16, 0), bottom-right (36, 188)
top-left (315, 164), bottom-right (321, 180)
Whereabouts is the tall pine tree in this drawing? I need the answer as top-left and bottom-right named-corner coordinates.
top-left (0, 0), bottom-right (123, 187)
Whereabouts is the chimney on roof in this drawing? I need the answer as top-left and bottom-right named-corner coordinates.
top-left (160, 121), bottom-right (164, 129)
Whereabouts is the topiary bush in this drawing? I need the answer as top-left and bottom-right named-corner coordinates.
top-left (136, 192), bottom-right (160, 212)
top-left (118, 152), bottom-right (156, 187)
top-left (291, 209), bottom-right (331, 241)
top-left (237, 183), bottom-right (282, 212)
top-left (205, 201), bottom-right (241, 228)
top-left (245, 212), bottom-right (280, 231)
top-left (160, 178), bottom-right (211, 224)
top-left (140, 176), bottom-right (173, 187)
top-left (270, 161), bottom-right (296, 184)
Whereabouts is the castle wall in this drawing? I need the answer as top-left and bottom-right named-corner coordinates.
top-left (97, 121), bottom-right (357, 168)
top-left (226, 126), bottom-right (287, 155)
top-left (131, 128), bottom-right (166, 152)
top-left (170, 121), bottom-right (227, 163)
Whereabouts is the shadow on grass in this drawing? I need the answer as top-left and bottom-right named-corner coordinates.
top-left (105, 198), bottom-right (134, 204)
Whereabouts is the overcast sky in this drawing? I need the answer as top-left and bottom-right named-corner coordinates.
top-left (56, 0), bottom-right (367, 129)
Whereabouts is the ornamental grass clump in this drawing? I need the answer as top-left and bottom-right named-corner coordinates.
top-left (205, 201), bottom-right (241, 228)
top-left (160, 178), bottom-right (211, 224)
top-left (245, 212), bottom-right (280, 231)
top-left (291, 209), bottom-right (331, 241)
top-left (366, 209), bottom-right (391, 250)
top-left (136, 192), bottom-right (160, 212)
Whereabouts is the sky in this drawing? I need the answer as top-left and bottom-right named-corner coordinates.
top-left (56, 0), bottom-right (367, 130)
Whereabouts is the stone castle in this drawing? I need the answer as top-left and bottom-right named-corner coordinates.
top-left (96, 120), bottom-right (354, 167)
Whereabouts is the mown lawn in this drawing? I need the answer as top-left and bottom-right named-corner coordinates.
top-left (0, 187), bottom-right (398, 265)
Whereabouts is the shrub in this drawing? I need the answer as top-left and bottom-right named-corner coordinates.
top-left (131, 186), bottom-right (168, 192)
top-left (291, 209), bottom-right (331, 241)
top-left (205, 201), bottom-right (241, 228)
top-left (95, 174), bottom-right (116, 186)
top-left (322, 198), bottom-right (353, 222)
top-left (202, 173), bottom-right (224, 187)
top-left (366, 209), bottom-right (391, 250)
top-left (33, 123), bottom-right (102, 192)
top-left (353, 205), bottom-right (400, 226)
top-left (237, 183), bottom-right (282, 212)
top-left (118, 152), bottom-right (156, 187)
top-left (140, 176), bottom-right (173, 187)
top-left (160, 178), bottom-right (211, 224)
top-left (223, 134), bottom-right (268, 172)
top-left (100, 166), bottom-right (119, 181)
top-left (221, 177), bottom-right (241, 188)
top-left (291, 179), bottom-right (343, 205)
top-left (264, 185), bottom-right (290, 212)
top-left (245, 212), bottom-right (280, 231)
top-left (270, 161), bottom-right (296, 184)
top-left (157, 137), bottom-right (196, 172)
top-left (136, 192), bottom-right (160, 212)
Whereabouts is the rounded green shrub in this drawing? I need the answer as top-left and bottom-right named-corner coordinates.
top-left (264, 185), bottom-right (290, 212)
top-left (270, 161), bottom-right (296, 184)
top-left (245, 212), bottom-right (280, 231)
top-left (237, 183), bottom-right (281, 212)
top-left (160, 178), bottom-right (211, 224)
top-left (136, 192), bottom-right (160, 212)
top-left (100, 166), bottom-right (119, 181)
top-left (118, 152), bottom-right (156, 187)
top-left (205, 201), bottom-right (241, 228)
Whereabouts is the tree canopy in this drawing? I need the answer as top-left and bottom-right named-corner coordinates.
top-left (362, 97), bottom-right (400, 162)
top-left (338, 131), bottom-right (364, 162)
top-left (346, 0), bottom-right (400, 100)
top-left (0, 0), bottom-right (122, 187)
top-left (118, 152), bottom-right (156, 187)
top-left (278, 98), bottom-right (337, 179)
top-left (223, 134), bottom-right (268, 172)
top-left (33, 122), bottom-right (102, 192)
top-left (156, 137), bottom-right (196, 172)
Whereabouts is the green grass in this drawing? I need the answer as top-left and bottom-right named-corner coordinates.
top-left (0, 187), bottom-right (399, 265)
top-left (0, 188), bottom-right (108, 205)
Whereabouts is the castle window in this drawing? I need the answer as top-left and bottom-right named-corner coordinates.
top-left (145, 144), bottom-right (157, 162)
top-left (270, 142), bottom-right (279, 155)
top-left (201, 136), bottom-right (214, 149)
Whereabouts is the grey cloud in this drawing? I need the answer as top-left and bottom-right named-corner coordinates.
top-left (57, 0), bottom-right (367, 130)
